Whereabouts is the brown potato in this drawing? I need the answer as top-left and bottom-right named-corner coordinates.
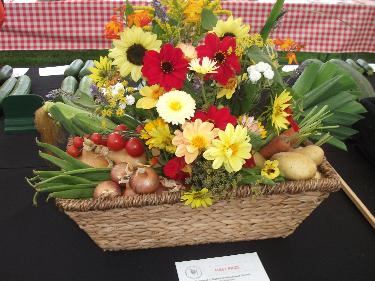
top-left (253, 152), bottom-right (265, 168)
top-left (271, 152), bottom-right (317, 180)
top-left (78, 150), bottom-right (109, 168)
top-left (107, 148), bottom-right (147, 166)
top-left (292, 145), bottom-right (324, 166)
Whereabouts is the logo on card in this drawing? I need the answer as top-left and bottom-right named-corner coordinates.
top-left (185, 266), bottom-right (202, 279)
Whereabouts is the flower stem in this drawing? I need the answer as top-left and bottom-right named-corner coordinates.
top-left (201, 81), bottom-right (208, 104)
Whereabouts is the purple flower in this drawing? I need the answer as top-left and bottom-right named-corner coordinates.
top-left (152, 0), bottom-right (168, 22)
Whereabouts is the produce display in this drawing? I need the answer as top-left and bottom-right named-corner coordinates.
top-left (30, 0), bottom-right (372, 209)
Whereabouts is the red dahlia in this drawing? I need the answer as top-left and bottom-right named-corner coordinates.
top-left (196, 33), bottom-right (241, 85)
top-left (192, 105), bottom-right (237, 130)
top-left (163, 157), bottom-right (190, 181)
top-left (142, 44), bottom-right (189, 91)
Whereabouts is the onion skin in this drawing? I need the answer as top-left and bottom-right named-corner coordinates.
top-left (110, 163), bottom-right (134, 186)
top-left (123, 184), bottom-right (137, 197)
top-left (129, 167), bottom-right (160, 194)
top-left (93, 181), bottom-right (121, 199)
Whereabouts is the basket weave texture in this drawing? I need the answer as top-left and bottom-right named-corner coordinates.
top-left (56, 159), bottom-right (342, 251)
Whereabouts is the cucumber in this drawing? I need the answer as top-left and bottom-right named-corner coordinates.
top-left (356, 59), bottom-right (373, 76)
top-left (61, 76), bottom-right (78, 94)
top-left (9, 75), bottom-right (31, 96)
top-left (78, 60), bottom-right (94, 79)
top-left (78, 75), bottom-right (93, 96)
top-left (0, 77), bottom-right (17, 104)
top-left (345, 59), bottom-right (364, 74)
top-left (0, 65), bottom-right (13, 84)
top-left (64, 59), bottom-right (84, 77)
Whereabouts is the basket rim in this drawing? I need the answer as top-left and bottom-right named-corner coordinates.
top-left (55, 158), bottom-right (342, 212)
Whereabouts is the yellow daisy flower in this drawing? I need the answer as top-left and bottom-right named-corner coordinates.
top-left (212, 16), bottom-right (250, 46)
top-left (156, 90), bottom-right (196, 125)
top-left (172, 119), bottom-right (219, 164)
top-left (140, 118), bottom-right (175, 153)
top-left (261, 160), bottom-right (280, 180)
top-left (109, 26), bottom-right (161, 81)
top-left (181, 188), bottom-right (213, 208)
top-left (203, 124), bottom-right (252, 173)
top-left (189, 57), bottom-right (218, 75)
top-left (136, 85), bottom-right (165, 109)
top-left (217, 77), bottom-right (237, 99)
top-left (271, 90), bottom-right (292, 133)
top-left (89, 56), bottom-right (115, 87)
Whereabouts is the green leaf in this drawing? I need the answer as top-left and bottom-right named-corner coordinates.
top-left (303, 75), bottom-right (342, 108)
top-left (124, 0), bottom-right (134, 17)
top-left (249, 132), bottom-right (264, 152)
top-left (326, 126), bottom-right (358, 140)
top-left (306, 91), bottom-right (356, 113)
top-left (201, 8), bottom-right (218, 30)
top-left (325, 111), bottom-right (364, 125)
top-left (260, 0), bottom-right (285, 40)
top-left (292, 62), bottom-right (321, 98)
top-left (339, 101), bottom-right (367, 115)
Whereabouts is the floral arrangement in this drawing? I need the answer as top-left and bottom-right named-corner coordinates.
top-left (30, 0), bottom-right (366, 208)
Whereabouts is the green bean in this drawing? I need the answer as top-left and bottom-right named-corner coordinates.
top-left (33, 170), bottom-right (62, 179)
top-left (47, 188), bottom-right (95, 200)
top-left (35, 175), bottom-right (92, 188)
top-left (36, 138), bottom-right (90, 170)
top-left (37, 183), bottom-right (98, 193)
top-left (39, 151), bottom-right (75, 171)
top-left (62, 167), bottom-right (111, 181)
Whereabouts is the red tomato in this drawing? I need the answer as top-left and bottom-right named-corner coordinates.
top-left (100, 135), bottom-right (108, 146)
top-left (90, 133), bottom-right (102, 145)
top-left (67, 145), bottom-right (81, 158)
top-left (72, 136), bottom-right (84, 149)
top-left (115, 124), bottom-right (128, 132)
top-left (135, 125), bottom-right (144, 134)
top-left (125, 137), bottom-right (144, 157)
top-left (107, 132), bottom-right (125, 151)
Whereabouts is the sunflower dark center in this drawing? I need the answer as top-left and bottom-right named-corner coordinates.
top-left (161, 61), bottom-right (174, 73)
top-left (126, 44), bottom-right (147, 66)
top-left (214, 52), bottom-right (226, 64)
top-left (222, 32), bottom-right (236, 39)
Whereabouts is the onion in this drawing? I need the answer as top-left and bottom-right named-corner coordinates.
top-left (123, 184), bottom-right (137, 197)
top-left (129, 167), bottom-right (160, 194)
top-left (93, 181), bottom-right (121, 199)
top-left (110, 163), bottom-right (134, 186)
top-left (155, 184), bottom-right (167, 194)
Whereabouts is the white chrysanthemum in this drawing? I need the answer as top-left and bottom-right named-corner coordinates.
top-left (126, 95), bottom-right (135, 105)
top-left (247, 65), bottom-right (256, 74)
top-left (156, 90), bottom-right (196, 125)
top-left (249, 70), bottom-right (261, 83)
top-left (119, 103), bottom-right (127, 110)
top-left (189, 57), bottom-right (218, 75)
top-left (255, 62), bottom-right (271, 72)
top-left (263, 69), bottom-right (274, 80)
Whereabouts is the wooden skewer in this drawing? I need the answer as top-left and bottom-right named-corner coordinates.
top-left (334, 169), bottom-right (375, 230)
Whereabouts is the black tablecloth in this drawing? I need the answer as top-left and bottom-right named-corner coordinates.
top-left (0, 68), bottom-right (374, 281)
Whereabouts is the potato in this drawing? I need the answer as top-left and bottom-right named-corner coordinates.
top-left (292, 145), bottom-right (324, 166)
top-left (107, 148), bottom-right (147, 166)
top-left (313, 171), bottom-right (322, 179)
top-left (78, 150), bottom-right (109, 168)
top-left (253, 152), bottom-right (265, 168)
top-left (271, 152), bottom-right (317, 180)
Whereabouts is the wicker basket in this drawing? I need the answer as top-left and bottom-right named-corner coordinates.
top-left (55, 159), bottom-right (342, 251)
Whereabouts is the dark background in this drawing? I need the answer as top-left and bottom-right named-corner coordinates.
top-left (0, 68), bottom-right (374, 281)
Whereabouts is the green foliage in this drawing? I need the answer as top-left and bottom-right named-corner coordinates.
top-left (124, 0), bottom-right (134, 17)
top-left (260, 0), bottom-right (286, 40)
top-left (201, 8), bottom-right (218, 31)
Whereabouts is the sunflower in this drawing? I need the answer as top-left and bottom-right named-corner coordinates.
top-left (212, 16), bottom-right (250, 46)
top-left (89, 56), bottom-right (116, 87)
top-left (109, 27), bottom-right (161, 82)
top-left (181, 188), bottom-right (213, 208)
top-left (271, 90), bottom-right (292, 133)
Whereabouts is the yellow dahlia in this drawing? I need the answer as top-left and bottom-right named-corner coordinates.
top-left (271, 90), bottom-right (292, 133)
top-left (136, 84), bottom-right (165, 109)
top-left (156, 90), bottom-right (196, 125)
top-left (172, 119), bottom-right (219, 164)
top-left (203, 124), bottom-right (252, 173)
top-left (109, 26), bottom-right (161, 81)
top-left (261, 160), bottom-right (280, 180)
top-left (212, 16), bottom-right (250, 45)
top-left (181, 188), bottom-right (213, 208)
top-left (140, 118), bottom-right (175, 153)
top-left (189, 57), bottom-right (218, 75)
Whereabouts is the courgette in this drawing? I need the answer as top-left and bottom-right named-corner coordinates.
top-left (0, 77), bottom-right (17, 104)
top-left (61, 76), bottom-right (78, 94)
top-left (64, 59), bottom-right (84, 77)
top-left (345, 59), bottom-right (364, 74)
top-left (356, 59), bottom-right (373, 76)
top-left (78, 60), bottom-right (94, 79)
top-left (9, 75), bottom-right (31, 96)
top-left (78, 75), bottom-right (93, 95)
top-left (0, 65), bottom-right (13, 84)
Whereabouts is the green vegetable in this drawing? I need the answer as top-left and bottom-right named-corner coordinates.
top-left (39, 151), bottom-right (75, 171)
top-left (79, 60), bottom-right (94, 78)
top-left (72, 112), bottom-right (116, 134)
top-left (47, 188), bottom-right (94, 200)
top-left (78, 76), bottom-right (92, 95)
top-left (260, 0), bottom-right (285, 40)
top-left (61, 76), bottom-right (78, 94)
top-left (35, 175), bottom-right (92, 188)
top-left (292, 62), bottom-right (321, 98)
top-left (0, 65), bottom-right (13, 84)
top-left (64, 59), bottom-right (84, 77)
top-left (9, 75), bottom-right (31, 96)
top-left (356, 59), bottom-right (373, 76)
top-left (37, 183), bottom-right (97, 193)
top-left (0, 77), bottom-right (17, 104)
top-left (345, 59), bottom-right (364, 74)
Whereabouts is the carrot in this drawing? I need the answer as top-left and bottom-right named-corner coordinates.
top-left (259, 128), bottom-right (297, 159)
